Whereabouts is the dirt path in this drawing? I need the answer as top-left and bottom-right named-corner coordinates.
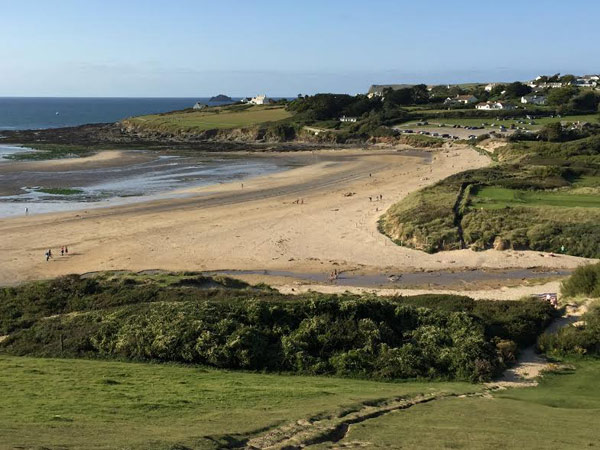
top-left (244, 392), bottom-right (481, 449)
top-left (490, 301), bottom-right (590, 388)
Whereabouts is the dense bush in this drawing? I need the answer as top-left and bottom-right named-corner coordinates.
top-left (561, 263), bottom-right (600, 298)
top-left (0, 274), bottom-right (557, 382)
top-left (537, 302), bottom-right (600, 357)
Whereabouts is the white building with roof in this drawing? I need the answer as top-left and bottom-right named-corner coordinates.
top-left (249, 95), bottom-right (270, 105)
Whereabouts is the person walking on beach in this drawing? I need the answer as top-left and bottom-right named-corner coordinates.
top-left (61, 247), bottom-right (64, 256)
top-left (65, 246), bottom-right (69, 255)
top-left (45, 249), bottom-right (52, 261)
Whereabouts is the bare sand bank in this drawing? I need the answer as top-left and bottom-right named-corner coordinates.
top-left (0, 145), bottom-right (590, 293)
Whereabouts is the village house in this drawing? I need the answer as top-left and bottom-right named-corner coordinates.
top-left (484, 83), bottom-right (497, 92)
top-left (574, 76), bottom-right (599, 88)
top-left (476, 101), bottom-right (515, 111)
top-left (444, 94), bottom-right (478, 105)
top-left (339, 115), bottom-right (358, 123)
top-left (192, 102), bottom-right (207, 110)
top-left (521, 95), bottom-right (547, 105)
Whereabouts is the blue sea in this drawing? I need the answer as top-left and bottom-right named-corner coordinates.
top-left (0, 97), bottom-right (239, 131)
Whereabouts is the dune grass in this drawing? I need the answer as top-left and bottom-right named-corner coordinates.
top-left (333, 359), bottom-right (600, 449)
top-left (471, 186), bottom-right (600, 209)
top-left (0, 355), bottom-right (476, 450)
top-left (125, 105), bottom-right (292, 132)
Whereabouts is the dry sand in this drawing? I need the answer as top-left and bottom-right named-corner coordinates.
top-left (0, 145), bottom-right (590, 294)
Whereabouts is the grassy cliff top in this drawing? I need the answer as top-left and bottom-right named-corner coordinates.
top-left (122, 104), bottom-right (292, 132)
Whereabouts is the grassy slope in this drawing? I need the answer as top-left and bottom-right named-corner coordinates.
top-left (0, 355), bottom-right (475, 450)
top-left (472, 186), bottom-right (600, 209)
top-left (334, 359), bottom-right (600, 449)
top-left (124, 105), bottom-right (292, 132)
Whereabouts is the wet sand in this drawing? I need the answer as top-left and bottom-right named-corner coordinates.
top-left (0, 144), bottom-right (591, 294)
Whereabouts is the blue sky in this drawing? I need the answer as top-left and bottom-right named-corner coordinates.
top-left (1, 0), bottom-right (598, 97)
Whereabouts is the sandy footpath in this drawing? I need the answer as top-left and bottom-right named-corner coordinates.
top-left (0, 145), bottom-right (590, 291)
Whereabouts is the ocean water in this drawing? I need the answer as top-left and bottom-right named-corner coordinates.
top-left (0, 97), bottom-right (239, 131)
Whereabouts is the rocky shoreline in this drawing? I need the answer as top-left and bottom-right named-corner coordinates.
top-left (0, 122), bottom-right (358, 152)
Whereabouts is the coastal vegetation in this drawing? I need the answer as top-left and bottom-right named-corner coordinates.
top-left (380, 131), bottom-right (600, 257)
top-left (0, 272), bottom-right (556, 382)
top-left (1, 270), bottom-right (599, 449)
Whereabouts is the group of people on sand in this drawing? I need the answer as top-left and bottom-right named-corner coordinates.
top-left (368, 194), bottom-right (383, 202)
top-left (45, 246), bottom-right (69, 262)
top-left (292, 198), bottom-right (305, 204)
top-left (328, 269), bottom-right (340, 282)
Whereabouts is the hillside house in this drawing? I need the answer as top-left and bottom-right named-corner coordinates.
top-left (521, 95), bottom-right (547, 105)
top-left (575, 76), bottom-right (599, 88)
top-left (339, 115), bottom-right (358, 123)
top-left (445, 95), bottom-right (478, 105)
top-left (193, 102), bottom-right (207, 110)
top-left (476, 101), bottom-right (515, 111)
top-left (484, 83), bottom-right (497, 92)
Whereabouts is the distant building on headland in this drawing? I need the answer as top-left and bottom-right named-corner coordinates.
top-left (193, 102), bottom-right (207, 110)
top-left (339, 115), bottom-right (358, 123)
top-left (367, 84), bottom-right (415, 98)
top-left (246, 95), bottom-right (272, 105)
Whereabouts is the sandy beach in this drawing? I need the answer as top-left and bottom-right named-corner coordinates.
top-left (0, 145), bottom-right (590, 294)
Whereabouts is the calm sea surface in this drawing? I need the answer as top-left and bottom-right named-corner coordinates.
top-left (0, 97), bottom-right (239, 131)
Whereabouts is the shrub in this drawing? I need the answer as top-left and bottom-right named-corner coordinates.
top-left (561, 263), bottom-right (600, 298)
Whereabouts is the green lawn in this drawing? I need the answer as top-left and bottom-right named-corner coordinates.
top-left (124, 105), bottom-right (292, 132)
top-left (0, 356), bottom-right (476, 450)
top-left (471, 186), bottom-right (600, 209)
top-left (333, 359), bottom-right (600, 449)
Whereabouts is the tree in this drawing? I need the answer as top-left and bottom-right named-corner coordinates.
top-left (560, 74), bottom-right (576, 84)
top-left (547, 86), bottom-right (579, 106)
top-left (490, 84), bottom-right (507, 97)
top-left (503, 82), bottom-right (532, 99)
top-left (568, 91), bottom-right (600, 112)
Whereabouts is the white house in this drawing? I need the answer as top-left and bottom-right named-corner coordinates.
top-left (484, 83), bottom-right (497, 92)
top-left (339, 115), bottom-right (358, 123)
top-left (193, 102), bottom-right (207, 110)
top-left (521, 95), bottom-right (547, 105)
top-left (476, 101), bottom-right (515, 110)
top-left (444, 95), bottom-right (478, 105)
top-left (575, 76), bottom-right (599, 88)
top-left (249, 95), bottom-right (270, 105)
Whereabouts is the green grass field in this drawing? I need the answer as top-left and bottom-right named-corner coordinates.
top-left (124, 105), bottom-right (292, 132)
top-left (471, 186), bottom-right (600, 209)
top-left (0, 356), bottom-right (477, 450)
top-left (332, 359), bottom-right (600, 449)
